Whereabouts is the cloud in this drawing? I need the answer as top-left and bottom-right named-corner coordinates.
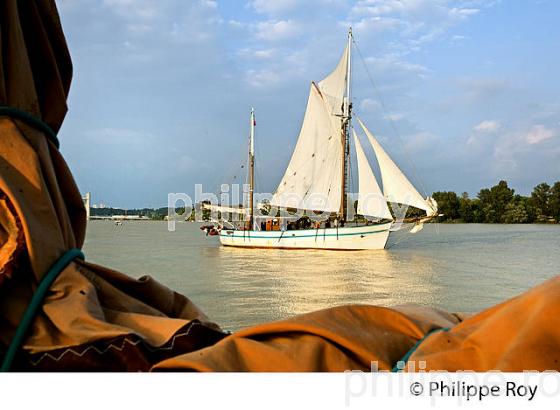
top-left (404, 131), bottom-right (440, 151)
top-left (525, 124), bottom-right (555, 145)
top-left (348, 0), bottom-right (487, 56)
top-left (350, 0), bottom-right (481, 20)
top-left (360, 98), bottom-right (382, 112)
top-left (254, 19), bottom-right (302, 41)
top-left (456, 117), bottom-right (560, 191)
top-left (474, 120), bottom-right (501, 133)
top-left (98, 0), bottom-right (220, 43)
top-left (366, 54), bottom-right (431, 77)
top-left (103, 0), bottom-right (158, 20)
top-left (228, 19), bottom-right (246, 29)
top-left (248, 0), bottom-right (348, 16)
top-left (350, 0), bottom-right (431, 16)
top-left (253, 49), bottom-right (276, 59)
top-left (489, 124), bottom-right (558, 176)
top-left (449, 7), bottom-right (480, 18)
top-left (83, 127), bottom-right (155, 145)
top-left (248, 0), bottom-right (300, 14)
top-left (451, 34), bottom-right (470, 41)
top-left (245, 69), bottom-right (282, 87)
top-left (237, 0), bottom-right (490, 98)
top-left (201, 0), bottom-right (218, 9)
top-left (352, 16), bottom-right (405, 33)
top-left (238, 48), bottom-right (277, 60)
top-left (453, 77), bottom-right (510, 105)
top-left (383, 112), bottom-right (405, 121)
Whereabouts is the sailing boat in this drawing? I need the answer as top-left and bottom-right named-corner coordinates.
top-left (205, 28), bottom-right (438, 250)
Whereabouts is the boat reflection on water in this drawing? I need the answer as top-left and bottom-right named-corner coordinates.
top-left (205, 243), bottom-right (441, 329)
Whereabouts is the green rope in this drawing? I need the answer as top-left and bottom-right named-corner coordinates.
top-left (0, 248), bottom-right (84, 371)
top-left (0, 106), bottom-right (60, 149)
top-left (391, 327), bottom-right (450, 372)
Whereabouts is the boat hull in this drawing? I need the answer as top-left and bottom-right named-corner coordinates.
top-left (218, 223), bottom-right (392, 250)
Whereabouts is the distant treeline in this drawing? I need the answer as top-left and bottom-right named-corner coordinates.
top-left (90, 207), bottom-right (191, 220)
top-left (90, 180), bottom-right (560, 224)
top-left (432, 181), bottom-right (560, 224)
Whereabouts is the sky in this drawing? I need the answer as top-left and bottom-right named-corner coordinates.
top-left (56, 0), bottom-right (560, 208)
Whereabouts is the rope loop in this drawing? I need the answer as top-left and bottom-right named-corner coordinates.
top-left (0, 248), bottom-right (84, 371)
top-left (0, 106), bottom-right (60, 149)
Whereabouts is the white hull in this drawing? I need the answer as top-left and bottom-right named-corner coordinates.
top-left (218, 223), bottom-right (392, 250)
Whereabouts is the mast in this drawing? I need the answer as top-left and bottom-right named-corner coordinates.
top-left (249, 107), bottom-right (255, 230)
top-left (340, 27), bottom-right (352, 221)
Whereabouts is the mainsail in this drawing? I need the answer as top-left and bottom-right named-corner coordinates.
top-left (357, 117), bottom-right (437, 216)
top-left (269, 44), bottom-right (349, 213)
top-left (353, 130), bottom-right (393, 220)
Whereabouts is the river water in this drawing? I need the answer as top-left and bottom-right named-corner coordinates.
top-left (83, 222), bottom-right (560, 331)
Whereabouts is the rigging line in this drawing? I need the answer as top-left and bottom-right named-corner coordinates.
top-left (254, 162), bottom-right (263, 198)
top-left (214, 116), bottom-right (256, 197)
top-left (245, 126), bottom-right (251, 189)
top-left (347, 126), bottom-right (357, 218)
top-left (352, 36), bottom-right (430, 199)
top-left (219, 165), bottom-right (246, 211)
top-left (209, 127), bottom-right (249, 195)
top-left (253, 128), bottom-right (266, 197)
top-left (245, 144), bottom-right (251, 195)
top-left (210, 151), bottom-right (245, 197)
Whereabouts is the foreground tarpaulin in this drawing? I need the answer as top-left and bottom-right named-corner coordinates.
top-left (0, 0), bottom-right (558, 372)
top-left (151, 278), bottom-right (560, 372)
top-left (0, 0), bottom-right (224, 371)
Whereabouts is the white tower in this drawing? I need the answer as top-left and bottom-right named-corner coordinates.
top-left (83, 192), bottom-right (91, 221)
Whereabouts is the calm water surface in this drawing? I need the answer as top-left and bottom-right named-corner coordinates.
top-left (83, 222), bottom-right (560, 330)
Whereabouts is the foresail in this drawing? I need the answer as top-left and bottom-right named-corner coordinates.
top-left (270, 45), bottom-right (350, 213)
top-left (353, 130), bottom-right (393, 220)
top-left (357, 118), bottom-right (437, 216)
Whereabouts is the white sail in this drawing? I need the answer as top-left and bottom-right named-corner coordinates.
top-left (318, 43), bottom-right (349, 117)
top-left (357, 118), bottom-right (437, 216)
top-left (353, 130), bottom-right (393, 220)
top-left (270, 44), bottom-right (350, 213)
top-left (203, 204), bottom-right (248, 216)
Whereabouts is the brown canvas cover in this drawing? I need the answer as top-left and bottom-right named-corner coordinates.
top-left (0, 0), bottom-right (558, 372)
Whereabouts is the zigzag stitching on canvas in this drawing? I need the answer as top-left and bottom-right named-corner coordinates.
top-left (29, 321), bottom-right (200, 366)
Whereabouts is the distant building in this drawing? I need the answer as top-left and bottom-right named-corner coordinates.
top-left (82, 192), bottom-right (91, 221)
